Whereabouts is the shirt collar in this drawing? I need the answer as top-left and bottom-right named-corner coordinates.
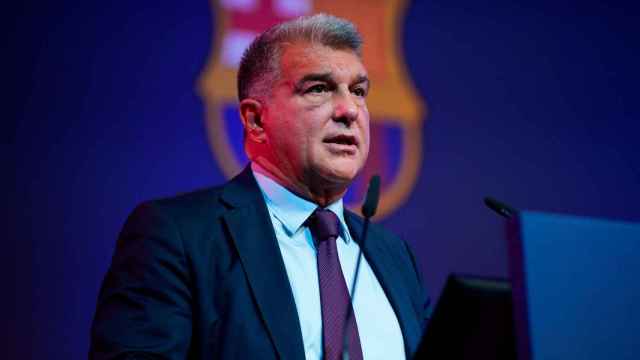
top-left (251, 162), bottom-right (350, 242)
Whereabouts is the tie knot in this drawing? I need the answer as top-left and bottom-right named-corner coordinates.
top-left (309, 208), bottom-right (340, 243)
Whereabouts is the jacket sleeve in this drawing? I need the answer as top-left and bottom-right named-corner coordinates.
top-left (89, 202), bottom-right (192, 360)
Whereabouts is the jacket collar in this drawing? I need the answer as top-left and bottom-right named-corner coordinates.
top-left (220, 166), bottom-right (421, 357)
top-left (344, 211), bottom-right (423, 355)
top-left (219, 166), bottom-right (306, 360)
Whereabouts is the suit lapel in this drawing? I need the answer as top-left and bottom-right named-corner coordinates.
top-left (220, 167), bottom-right (305, 360)
top-left (345, 212), bottom-right (422, 355)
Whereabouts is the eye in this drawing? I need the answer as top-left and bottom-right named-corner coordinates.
top-left (352, 86), bottom-right (367, 97)
top-left (305, 84), bottom-right (329, 94)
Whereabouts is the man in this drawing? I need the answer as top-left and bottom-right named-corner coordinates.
top-left (90, 14), bottom-right (430, 359)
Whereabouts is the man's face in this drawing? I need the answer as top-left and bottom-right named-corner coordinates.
top-left (261, 42), bottom-right (370, 191)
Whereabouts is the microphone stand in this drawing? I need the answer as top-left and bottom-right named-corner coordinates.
top-left (342, 175), bottom-right (380, 360)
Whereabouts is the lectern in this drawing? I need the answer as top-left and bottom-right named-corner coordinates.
top-left (508, 211), bottom-right (640, 360)
top-left (416, 211), bottom-right (640, 359)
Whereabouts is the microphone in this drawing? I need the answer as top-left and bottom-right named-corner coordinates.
top-left (483, 196), bottom-right (517, 219)
top-left (342, 175), bottom-right (381, 360)
top-left (361, 175), bottom-right (380, 218)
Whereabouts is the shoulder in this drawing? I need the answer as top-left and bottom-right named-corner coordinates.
top-left (145, 185), bottom-right (226, 217)
top-left (125, 185), bottom-right (220, 222)
top-left (122, 182), bottom-right (236, 241)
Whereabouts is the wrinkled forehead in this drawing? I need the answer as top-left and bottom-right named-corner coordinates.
top-left (278, 41), bottom-right (367, 82)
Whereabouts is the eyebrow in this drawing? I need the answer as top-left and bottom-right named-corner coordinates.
top-left (353, 74), bottom-right (370, 90)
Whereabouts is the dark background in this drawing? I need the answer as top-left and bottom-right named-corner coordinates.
top-left (9, 0), bottom-right (639, 358)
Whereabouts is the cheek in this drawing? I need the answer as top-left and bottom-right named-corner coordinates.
top-left (361, 113), bottom-right (371, 152)
top-left (276, 121), bottom-right (311, 161)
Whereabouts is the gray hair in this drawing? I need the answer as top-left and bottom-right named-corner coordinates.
top-left (237, 13), bottom-right (363, 101)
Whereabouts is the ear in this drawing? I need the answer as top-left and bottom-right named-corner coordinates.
top-left (239, 98), bottom-right (266, 143)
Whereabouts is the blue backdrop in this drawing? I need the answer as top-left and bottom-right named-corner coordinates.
top-left (10, 0), bottom-right (639, 358)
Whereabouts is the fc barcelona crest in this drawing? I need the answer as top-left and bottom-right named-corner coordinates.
top-left (198, 0), bottom-right (426, 218)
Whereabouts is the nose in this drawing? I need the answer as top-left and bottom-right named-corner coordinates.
top-left (332, 89), bottom-right (358, 127)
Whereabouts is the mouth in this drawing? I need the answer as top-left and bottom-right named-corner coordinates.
top-left (322, 134), bottom-right (359, 156)
top-left (323, 134), bottom-right (358, 148)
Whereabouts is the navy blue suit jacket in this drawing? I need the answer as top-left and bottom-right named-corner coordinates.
top-left (90, 167), bottom-right (430, 359)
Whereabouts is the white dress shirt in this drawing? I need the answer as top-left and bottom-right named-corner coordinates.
top-left (252, 163), bottom-right (405, 359)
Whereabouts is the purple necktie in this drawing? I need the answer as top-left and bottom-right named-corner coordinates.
top-left (309, 208), bottom-right (363, 360)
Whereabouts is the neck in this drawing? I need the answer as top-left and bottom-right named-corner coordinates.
top-left (251, 160), bottom-right (347, 207)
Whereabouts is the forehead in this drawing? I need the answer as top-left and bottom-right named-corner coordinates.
top-left (278, 42), bottom-right (367, 81)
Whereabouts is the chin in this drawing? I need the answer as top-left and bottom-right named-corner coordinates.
top-left (322, 163), bottom-right (363, 185)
